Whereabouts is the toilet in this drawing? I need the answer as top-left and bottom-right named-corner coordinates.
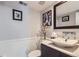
top-left (28, 37), bottom-right (41, 57)
top-left (28, 50), bottom-right (41, 57)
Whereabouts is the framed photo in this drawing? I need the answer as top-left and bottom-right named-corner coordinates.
top-left (13, 9), bottom-right (22, 21)
top-left (47, 10), bottom-right (52, 26)
top-left (62, 16), bottom-right (69, 22)
top-left (42, 10), bottom-right (52, 26)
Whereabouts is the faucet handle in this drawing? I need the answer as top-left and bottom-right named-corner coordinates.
top-left (65, 36), bottom-right (70, 42)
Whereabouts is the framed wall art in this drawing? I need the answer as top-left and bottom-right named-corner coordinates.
top-left (62, 16), bottom-right (69, 22)
top-left (42, 10), bottom-right (52, 26)
top-left (13, 9), bottom-right (22, 21)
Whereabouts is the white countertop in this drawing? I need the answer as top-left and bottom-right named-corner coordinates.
top-left (41, 39), bottom-right (79, 57)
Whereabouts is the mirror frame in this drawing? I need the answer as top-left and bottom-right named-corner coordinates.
top-left (54, 1), bottom-right (79, 29)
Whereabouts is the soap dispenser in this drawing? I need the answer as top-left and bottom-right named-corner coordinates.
top-left (51, 32), bottom-right (57, 39)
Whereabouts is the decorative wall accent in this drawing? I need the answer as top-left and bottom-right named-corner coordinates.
top-left (63, 32), bottom-right (76, 39)
top-left (62, 16), bottom-right (69, 22)
top-left (42, 10), bottom-right (52, 26)
top-left (13, 9), bottom-right (22, 21)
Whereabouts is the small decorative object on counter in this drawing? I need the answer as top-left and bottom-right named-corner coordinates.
top-left (51, 32), bottom-right (57, 39)
top-left (42, 25), bottom-right (47, 40)
top-left (41, 22), bottom-right (49, 40)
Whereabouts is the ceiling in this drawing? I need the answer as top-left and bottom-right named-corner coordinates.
top-left (25, 1), bottom-right (57, 12)
top-left (0, 1), bottom-right (57, 12)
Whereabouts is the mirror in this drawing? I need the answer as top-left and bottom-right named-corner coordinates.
top-left (54, 1), bottom-right (79, 29)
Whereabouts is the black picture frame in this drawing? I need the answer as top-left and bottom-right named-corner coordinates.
top-left (53, 1), bottom-right (79, 29)
top-left (13, 9), bottom-right (22, 21)
top-left (42, 10), bottom-right (52, 26)
top-left (62, 16), bottom-right (69, 22)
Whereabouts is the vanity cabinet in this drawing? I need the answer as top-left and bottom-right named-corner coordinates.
top-left (41, 44), bottom-right (72, 57)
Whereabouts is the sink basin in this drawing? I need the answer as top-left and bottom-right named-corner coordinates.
top-left (50, 37), bottom-right (78, 47)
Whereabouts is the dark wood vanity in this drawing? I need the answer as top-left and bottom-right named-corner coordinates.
top-left (41, 44), bottom-right (72, 57)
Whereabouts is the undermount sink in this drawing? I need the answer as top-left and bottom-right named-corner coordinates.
top-left (50, 37), bottom-right (78, 48)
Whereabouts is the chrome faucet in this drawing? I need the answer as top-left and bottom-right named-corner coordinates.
top-left (65, 36), bottom-right (70, 42)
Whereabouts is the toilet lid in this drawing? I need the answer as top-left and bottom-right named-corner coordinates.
top-left (28, 50), bottom-right (41, 57)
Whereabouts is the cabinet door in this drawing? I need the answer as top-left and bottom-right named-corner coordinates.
top-left (41, 44), bottom-right (72, 57)
top-left (41, 44), bottom-right (60, 57)
top-left (59, 52), bottom-right (72, 57)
